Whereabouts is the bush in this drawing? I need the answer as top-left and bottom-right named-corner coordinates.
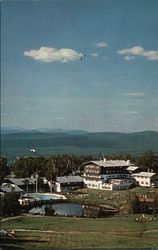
top-left (1, 192), bottom-right (21, 216)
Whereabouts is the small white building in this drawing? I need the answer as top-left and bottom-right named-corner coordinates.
top-left (132, 172), bottom-right (156, 187)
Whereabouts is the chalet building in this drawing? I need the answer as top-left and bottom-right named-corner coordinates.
top-left (54, 176), bottom-right (83, 193)
top-left (133, 195), bottom-right (158, 214)
top-left (132, 172), bottom-right (157, 187)
top-left (6, 178), bottom-right (36, 193)
top-left (82, 159), bottom-right (136, 190)
top-left (0, 183), bottom-right (24, 196)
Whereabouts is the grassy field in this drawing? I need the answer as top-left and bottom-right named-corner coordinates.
top-left (67, 187), bottom-right (158, 212)
top-left (1, 187), bottom-right (158, 249)
top-left (1, 214), bottom-right (158, 249)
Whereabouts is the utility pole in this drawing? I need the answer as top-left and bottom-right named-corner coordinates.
top-left (36, 172), bottom-right (38, 193)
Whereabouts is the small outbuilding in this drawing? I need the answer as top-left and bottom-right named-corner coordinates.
top-left (54, 175), bottom-right (83, 192)
top-left (133, 172), bottom-right (156, 187)
top-left (0, 183), bottom-right (24, 196)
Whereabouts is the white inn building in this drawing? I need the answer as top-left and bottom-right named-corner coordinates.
top-left (82, 159), bottom-right (157, 190)
top-left (82, 159), bottom-right (135, 190)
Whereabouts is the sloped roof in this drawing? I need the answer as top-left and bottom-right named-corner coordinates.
top-left (0, 184), bottom-right (24, 193)
top-left (9, 178), bottom-right (35, 186)
top-left (83, 160), bottom-right (130, 168)
top-left (56, 175), bottom-right (83, 183)
top-left (127, 166), bottom-right (139, 171)
top-left (133, 172), bottom-right (155, 177)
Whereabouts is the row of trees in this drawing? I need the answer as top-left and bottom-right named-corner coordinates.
top-left (12, 155), bottom-right (93, 180)
top-left (100, 150), bottom-right (158, 173)
top-left (1, 151), bottom-right (158, 184)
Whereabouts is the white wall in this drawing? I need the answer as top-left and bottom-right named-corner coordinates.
top-left (134, 176), bottom-right (151, 187)
top-left (84, 179), bottom-right (102, 189)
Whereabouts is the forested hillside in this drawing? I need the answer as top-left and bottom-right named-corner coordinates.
top-left (1, 130), bottom-right (158, 159)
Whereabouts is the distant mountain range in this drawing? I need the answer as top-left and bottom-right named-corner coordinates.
top-left (1, 128), bottom-right (158, 160)
top-left (1, 127), bottom-right (88, 135)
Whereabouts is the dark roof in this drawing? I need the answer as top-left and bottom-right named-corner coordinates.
top-left (9, 178), bottom-right (35, 186)
top-left (56, 175), bottom-right (83, 184)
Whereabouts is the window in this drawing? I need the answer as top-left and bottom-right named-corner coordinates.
top-left (141, 182), bottom-right (144, 184)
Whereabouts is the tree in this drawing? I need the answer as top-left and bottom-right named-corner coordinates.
top-left (152, 194), bottom-right (158, 215)
top-left (130, 193), bottom-right (139, 213)
top-left (37, 176), bottom-right (43, 192)
top-left (13, 157), bottom-right (34, 178)
top-left (23, 178), bottom-right (29, 193)
top-left (45, 205), bottom-right (55, 216)
top-left (137, 151), bottom-right (158, 173)
top-left (0, 157), bottom-right (10, 185)
top-left (1, 193), bottom-right (21, 216)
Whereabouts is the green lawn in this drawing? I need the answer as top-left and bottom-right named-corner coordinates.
top-left (1, 187), bottom-right (158, 249)
top-left (1, 214), bottom-right (158, 249)
top-left (67, 187), bottom-right (158, 212)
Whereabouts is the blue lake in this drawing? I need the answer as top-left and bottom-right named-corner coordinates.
top-left (29, 202), bottom-right (118, 218)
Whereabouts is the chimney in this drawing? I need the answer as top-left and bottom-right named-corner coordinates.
top-left (127, 160), bottom-right (130, 165)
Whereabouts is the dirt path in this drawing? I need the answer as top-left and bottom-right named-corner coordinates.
top-left (1, 216), bottom-right (22, 222)
top-left (1, 214), bottom-right (45, 222)
top-left (13, 227), bottom-right (158, 235)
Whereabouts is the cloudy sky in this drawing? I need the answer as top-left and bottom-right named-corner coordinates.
top-left (1, 0), bottom-right (158, 132)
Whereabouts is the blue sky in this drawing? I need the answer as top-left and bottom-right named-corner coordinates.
top-left (1, 0), bottom-right (158, 132)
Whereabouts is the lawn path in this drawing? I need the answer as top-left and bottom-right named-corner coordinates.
top-left (1, 215), bottom-right (22, 222)
top-left (13, 228), bottom-right (158, 234)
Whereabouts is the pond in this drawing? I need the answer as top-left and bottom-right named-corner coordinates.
top-left (29, 202), bottom-right (118, 218)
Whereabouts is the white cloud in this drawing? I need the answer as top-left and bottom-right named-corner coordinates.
top-left (55, 116), bottom-right (64, 120)
top-left (94, 42), bottom-right (107, 48)
top-left (24, 107), bottom-right (31, 111)
top-left (121, 111), bottom-right (139, 115)
top-left (124, 92), bottom-right (144, 97)
top-left (126, 111), bottom-right (139, 114)
top-left (118, 46), bottom-right (158, 61)
top-left (111, 110), bottom-right (140, 116)
top-left (118, 46), bottom-right (144, 55)
top-left (143, 50), bottom-right (158, 61)
top-left (24, 46), bottom-right (83, 63)
top-left (124, 56), bottom-right (135, 61)
top-left (91, 53), bottom-right (98, 58)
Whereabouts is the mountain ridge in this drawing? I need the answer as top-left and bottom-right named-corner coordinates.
top-left (1, 130), bottom-right (158, 159)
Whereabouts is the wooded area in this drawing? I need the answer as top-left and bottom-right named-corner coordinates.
top-left (1, 151), bottom-right (158, 185)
